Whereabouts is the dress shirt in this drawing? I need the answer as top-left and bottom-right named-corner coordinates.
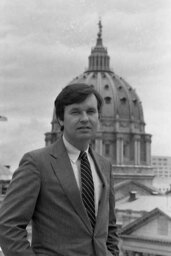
top-left (63, 136), bottom-right (102, 216)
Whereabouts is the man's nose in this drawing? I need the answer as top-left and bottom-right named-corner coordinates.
top-left (80, 112), bottom-right (89, 122)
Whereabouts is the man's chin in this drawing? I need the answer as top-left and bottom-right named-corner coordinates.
top-left (78, 134), bottom-right (91, 139)
top-left (77, 132), bottom-right (93, 140)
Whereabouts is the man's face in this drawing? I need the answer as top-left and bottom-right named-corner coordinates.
top-left (59, 94), bottom-right (99, 149)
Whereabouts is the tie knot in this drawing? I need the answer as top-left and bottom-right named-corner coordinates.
top-left (79, 151), bottom-right (87, 160)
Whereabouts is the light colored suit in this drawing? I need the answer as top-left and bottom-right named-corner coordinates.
top-left (0, 138), bottom-right (119, 256)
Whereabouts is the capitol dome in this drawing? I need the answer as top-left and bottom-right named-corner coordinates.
top-left (45, 21), bottom-right (153, 185)
top-left (69, 21), bottom-right (145, 134)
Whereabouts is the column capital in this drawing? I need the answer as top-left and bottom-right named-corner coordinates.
top-left (134, 134), bottom-right (141, 141)
top-left (116, 133), bottom-right (124, 139)
top-left (145, 134), bottom-right (152, 143)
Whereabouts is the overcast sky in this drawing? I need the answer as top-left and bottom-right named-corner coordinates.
top-left (0, 0), bottom-right (171, 171)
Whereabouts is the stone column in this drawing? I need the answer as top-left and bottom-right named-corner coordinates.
top-left (102, 56), bottom-right (104, 70)
top-left (116, 136), bottom-right (120, 164)
top-left (134, 135), bottom-right (141, 165)
top-left (134, 136), bottom-right (138, 165)
top-left (145, 135), bottom-right (152, 165)
top-left (116, 134), bottom-right (123, 165)
top-left (120, 138), bottom-right (124, 164)
top-left (95, 139), bottom-right (103, 155)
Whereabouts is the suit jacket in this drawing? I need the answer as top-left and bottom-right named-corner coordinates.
top-left (0, 138), bottom-right (119, 256)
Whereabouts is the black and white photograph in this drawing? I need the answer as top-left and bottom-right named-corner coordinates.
top-left (0, 1), bottom-right (171, 255)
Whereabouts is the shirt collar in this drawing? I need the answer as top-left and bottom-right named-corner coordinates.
top-left (63, 135), bottom-right (89, 163)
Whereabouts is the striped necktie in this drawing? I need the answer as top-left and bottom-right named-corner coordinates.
top-left (79, 151), bottom-right (96, 230)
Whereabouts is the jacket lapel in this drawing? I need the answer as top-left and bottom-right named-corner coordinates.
top-left (49, 139), bottom-right (92, 233)
top-left (89, 148), bottom-right (109, 229)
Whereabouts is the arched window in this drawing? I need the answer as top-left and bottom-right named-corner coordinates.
top-left (104, 84), bottom-right (109, 90)
top-left (120, 96), bottom-right (127, 103)
top-left (104, 96), bottom-right (111, 104)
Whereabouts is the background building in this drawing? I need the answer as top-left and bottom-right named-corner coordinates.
top-left (0, 164), bottom-right (11, 195)
top-left (0, 116), bottom-right (11, 196)
top-left (152, 156), bottom-right (171, 193)
top-left (120, 208), bottom-right (171, 256)
top-left (152, 156), bottom-right (171, 178)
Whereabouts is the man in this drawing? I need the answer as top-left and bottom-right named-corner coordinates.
top-left (0, 83), bottom-right (119, 256)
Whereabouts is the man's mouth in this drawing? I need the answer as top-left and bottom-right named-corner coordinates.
top-left (77, 127), bottom-right (91, 130)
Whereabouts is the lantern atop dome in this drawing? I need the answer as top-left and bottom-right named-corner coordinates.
top-left (87, 20), bottom-right (111, 72)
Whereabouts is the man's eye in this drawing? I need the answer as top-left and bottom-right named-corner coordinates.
top-left (87, 109), bottom-right (96, 114)
top-left (71, 111), bottom-right (80, 114)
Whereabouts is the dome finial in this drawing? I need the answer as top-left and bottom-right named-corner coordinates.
top-left (98, 19), bottom-right (102, 39)
top-left (96, 19), bottom-right (103, 46)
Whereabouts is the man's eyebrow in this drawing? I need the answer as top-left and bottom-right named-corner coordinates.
top-left (87, 106), bottom-right (97, 110)
top-left (69, 107), bottom-right (81, 111)
top-left (69, 106), bottom-right (97, 111)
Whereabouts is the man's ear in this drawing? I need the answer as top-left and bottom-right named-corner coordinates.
top-left (57, 118), bottom-right (64, 127)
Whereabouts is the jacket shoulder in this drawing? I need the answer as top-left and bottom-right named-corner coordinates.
top-left (24, 139), bottom-right (61, 158)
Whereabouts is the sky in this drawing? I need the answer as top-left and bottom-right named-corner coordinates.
top-left (0, 0), bottom-right (171, 172)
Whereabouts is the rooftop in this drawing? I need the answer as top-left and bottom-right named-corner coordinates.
top-left (116, 194), bottom-right (171, 217)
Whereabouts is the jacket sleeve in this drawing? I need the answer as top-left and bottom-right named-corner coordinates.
top-left (106, 163), bottom-right (120, 256)
top-left (0, 153), bottom-right (41, 256)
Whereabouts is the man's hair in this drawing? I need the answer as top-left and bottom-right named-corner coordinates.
top-left (54, 83), bottom-right (103, 123)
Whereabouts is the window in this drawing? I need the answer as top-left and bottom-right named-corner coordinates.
top-left (132, 98), bottom-right (137, 104)
top-left (104, 84), bottom-right (109, 90)
top-left (105, 144), bottom-right (110, 156)
top-left (120, 96), bottom-right (127, 103)
top-left (104, 96), bottom-right (111, 104)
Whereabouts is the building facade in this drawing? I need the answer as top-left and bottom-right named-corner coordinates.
top-left (152, 156), bottom-right (171, 178)
top-left (152, 156), bottom-right (171, 193)
top-left (119, 208), bottom-right (171, 256)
